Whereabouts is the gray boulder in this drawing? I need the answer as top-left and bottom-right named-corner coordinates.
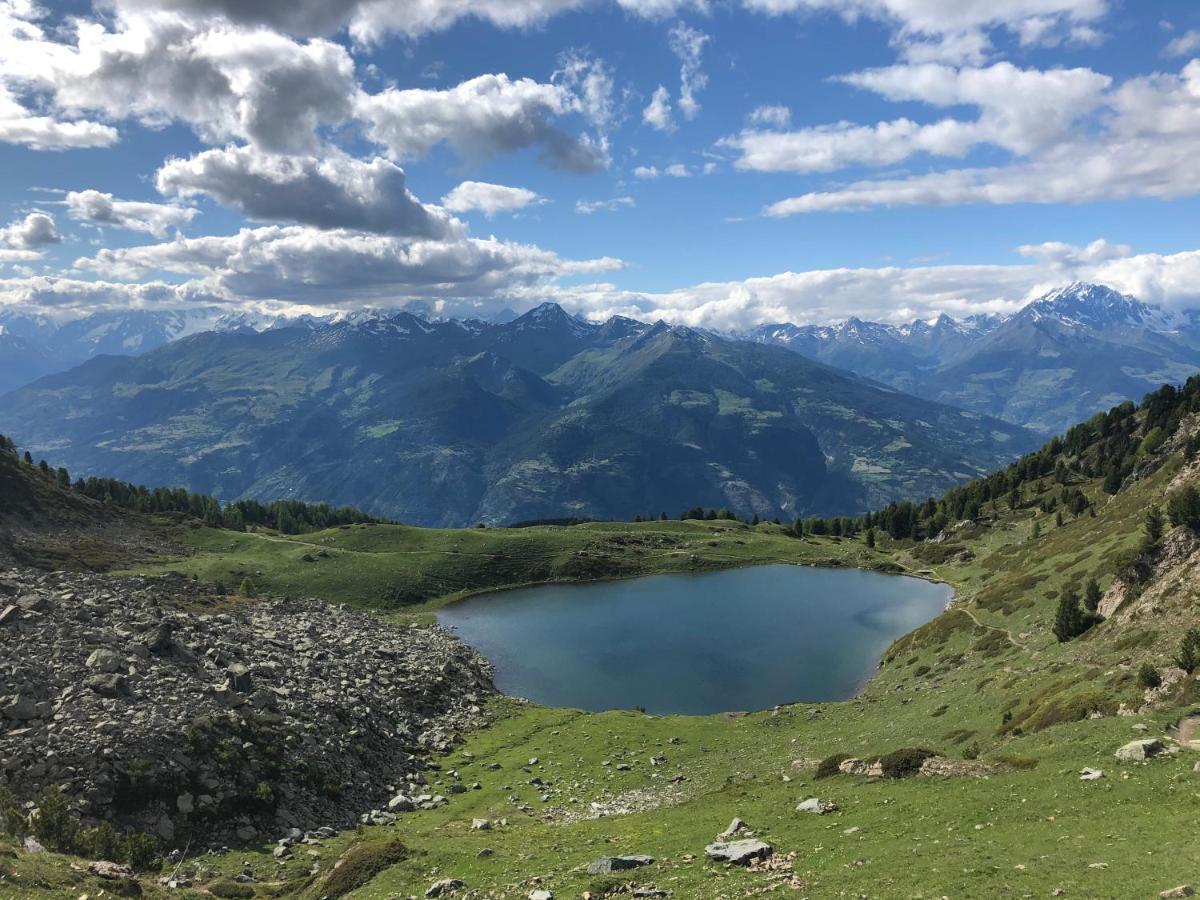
top-left (86, 648), bottom-right (122, 673)
top-left (587, 855), bottom-right (655, 874)
top-left (1115, 738), bottom-right (1165, 762)
top-left (704, 839), bottom-right (772, 865)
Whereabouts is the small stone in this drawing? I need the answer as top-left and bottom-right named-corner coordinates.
top-left (471, 818), bottom-right (491, 831)
top-left (720, 817), bottom-right (745, 838)
top-left (796, 797), bottom-right (838, 814)
top-left (88, 861), bottom-right (134, 880)
top-left (227, 663), bottom-right (253, 693)
top-left (1079, 768), bottom-right (1104, 781)
top-left (236, 825), bottom-right (258, 842)
top-left (704, 840), bottom-right (772, 865)
top-left (528, 891), bottom-right (554, 900)
top-left (176, 793), bottom-right (194, 814)
top-left (388, 794), bottom-right (415, 812)
top-left (426, 878), bottom-right (464, 897)
top-left (1160, 887), bottom-right (1196, 899)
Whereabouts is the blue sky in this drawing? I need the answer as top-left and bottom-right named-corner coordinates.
top-left (1, 0), bottom-right (1200, 328)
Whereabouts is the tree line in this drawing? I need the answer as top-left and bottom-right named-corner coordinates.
top-left (1, 434), bottom-right (386, 535)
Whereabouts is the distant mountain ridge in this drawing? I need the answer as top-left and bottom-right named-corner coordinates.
top-left (0, 303), bottom-right (1034, 527)
top-left (748, 283), bottom-right (1200, 434)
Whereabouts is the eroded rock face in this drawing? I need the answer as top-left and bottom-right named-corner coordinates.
top-left (0, 568), bottom-right (494, 847)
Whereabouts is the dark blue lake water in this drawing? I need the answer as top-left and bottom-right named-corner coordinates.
top-left (439, 565), bottom-right (952, 715)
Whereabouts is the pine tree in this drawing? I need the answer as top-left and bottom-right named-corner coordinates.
top-left (865, 527), bottom-right (876, 549)
top-left (1143, 505), bottom-right (1165, 551)
top-left (1083, 578), bottom-right (1102, 613)
top-left (1052, 590), bottom-right (1085, 642)
top-left (1167, 485), bottom-right (1200, 531)
top-left (1175, 628), bottom-right (1200, 674)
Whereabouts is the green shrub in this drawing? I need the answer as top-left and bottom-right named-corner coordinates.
top-left (1175, 629), bottom-right (1200, 675)
top-left (122, 830), bottom-right (160, 872)
top-left (316, 839), bottom-right (408, 898)
top-left (0, 788), bottom-right (26, 840)
top-left (32, 787), bottom-right (77, 852)
top-left (208, 880), bottom-right (256, 899)
top-left (1137, 663), bottom-right (1162, 690)
top-left (814, 753), bottom-right (852, 780)
top-left (913, 665), bottom-right (931, 677)
top-left (877, 747), bottom-right (937, 779)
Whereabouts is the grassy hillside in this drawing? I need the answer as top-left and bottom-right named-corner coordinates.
top-left (140, 518), bottom-right (889, 613)
top-left (5, 387), bottom-right (1200, 898)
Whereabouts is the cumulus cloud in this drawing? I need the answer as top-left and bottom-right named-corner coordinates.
top-left (1, 211), bottom-right (60, 249)
top-left (356, 74), bottom-right (608, 173)
top-left (109, 0), bottom-right (709, 42)
top-left (65, 190), bottom-right (196, 238)
top-left (726, 62), bottom-right (1111, 175)
top-left (642, 85), bottom-right (673, 132)
top-left (71, 225), bottom-right (624, 305)
top-left (0, 7), bottom-right (357, 154)
top-left (755, 59), bottom-right (1200, 216)
top-left (0, 273), bottom-right (232, 312)
top-left (155, 145), bottom-right (456, 237)
top-left (441, 181), bottom-right (544, 216)
top-left (0, 85), bottom-right (117, 150)
top-left (531, 240), bottom-right (1200, 331)
top-left (741, 0), bottom-right (1109, 64)
top-left (575, 196), bottom-right (635, 214)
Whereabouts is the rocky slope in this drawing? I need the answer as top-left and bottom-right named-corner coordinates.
top-left (0, 568), bottom-right (493, 847)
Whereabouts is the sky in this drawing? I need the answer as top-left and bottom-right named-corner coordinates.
top-left (1, 0), bottom-right (1200, 329)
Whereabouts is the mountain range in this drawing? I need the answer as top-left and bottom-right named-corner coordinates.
top-left (748, 283), bottom-right (1200, 434)
top-left (0, 303), bottom-right (1032, 527)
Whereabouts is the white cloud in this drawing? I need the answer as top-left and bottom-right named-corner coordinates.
top-left (65, 189), bottom-right (196, 238)
top-left (575, 196), bottom-right (635, 214)
top-left (112, 0), bottom-right (709, 43)
top-left (0, 274), bottom-right (233, 312)
top-left (726, 62), bottom-right (1111, 174)
top-left (668, 22), bottom-right (708, 120)
top-left (0, 8), bottom-right (357, 155)
top-left (533, 240), bottom-right (1200, 331)
top-left (747, 104), bottom-right (791, 128)
top-left (71, 225), bottom-right (625, 305)
top-left (755, 59), bottom-right (1200, 216)
top-left (155, 145), bottom-right (457, 237)
top-left (0, 85), bottom-right (117, 150)
top-left (441, 181), bottom-right (544, 216)
top-left (1, 211), bottom-right (60, 250)
top-left (355, 73), bottom-right (608, 172)
top-left (634, 163), bottom-right (692, 178)
top-left (741, 0), bottom-right (1109, 64)
top-left (1164, 29), bottom-right (1200, 57)
top-left (642, 84), bottom-right (674, 132)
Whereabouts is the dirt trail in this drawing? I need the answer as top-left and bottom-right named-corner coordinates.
top-left (956, 604), bottom-right (1033, 653)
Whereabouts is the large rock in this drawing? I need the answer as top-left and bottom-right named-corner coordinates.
top-left (587, 855), bottom-right (654, 874)
top-left (1115, 738), bottom-right (1165, 762)
top-left (795, 797), bottom-right (837, 814)
top-left (85, 648), bottom-right (122, 673)
top-left (426, 879), bottom-right (464, 897)
top-left (704, 839), bottom-right (772, 865)
top-left (1, 695), bottom-right (38, 721)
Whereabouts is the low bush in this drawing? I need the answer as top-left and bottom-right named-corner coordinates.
top-left (877, 747), bottom-right (937, 778)
top-left (316, 839), bottom-right (408, 898)
top-left (1137, 663), bottom-right (1163, 689)
top-left (814, 753), bottom-right (852, 780)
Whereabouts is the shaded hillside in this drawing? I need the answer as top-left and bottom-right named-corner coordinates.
top-left (0, 305), bottom-right (1034, 526)
top-left (0, 441), bottom-right (176, 569)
